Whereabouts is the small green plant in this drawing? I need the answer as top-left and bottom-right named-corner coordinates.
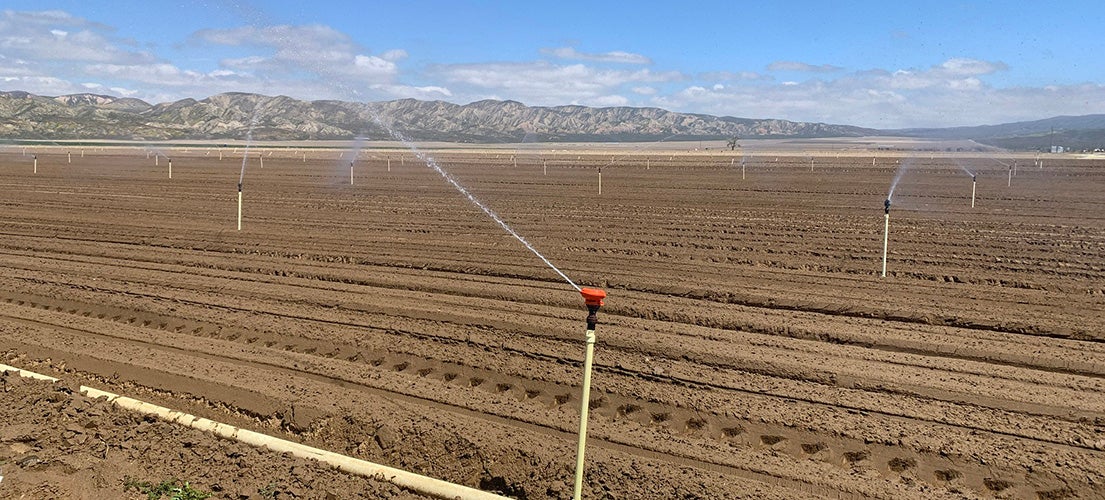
top-left (258, 481), bottom-right (279, 499)
top-left (124, 476), bottom-right (212, 500)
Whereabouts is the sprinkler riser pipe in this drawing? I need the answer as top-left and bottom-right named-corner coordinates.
top-left (168, 159), bottom-right (172, 179)
top-left (971, 179), bottom-right (976, 208)
top-left (572, 329), bottom-right (597, 500)
top-left (598, 171), bottom-right (602, 195)
top-left (881, 213), bottom-right (890, 278)
top-left (237, 188), bottom-right (242, 231)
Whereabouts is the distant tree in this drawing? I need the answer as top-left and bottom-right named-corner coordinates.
top-left (727, 136), bottom-right (739, 151)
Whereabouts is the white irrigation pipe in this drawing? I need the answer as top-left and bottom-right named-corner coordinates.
top-left (0, 363), bottom-right (59, 382)
top-left (0, 364), bottom-right (508, 500)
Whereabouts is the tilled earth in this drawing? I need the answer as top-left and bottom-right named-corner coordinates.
top-left (0, 147), bottom-right (1103, 499)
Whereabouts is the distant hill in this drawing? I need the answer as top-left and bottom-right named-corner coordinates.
top-left (0, 91), bottom-right (872, 142)
top-left (4, 90), bottom-right (1103, 149)
top-left (891, 115), bottom-right (1105, 151)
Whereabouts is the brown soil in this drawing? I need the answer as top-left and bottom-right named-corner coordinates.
top-left (1, 147), bottom-right (1103, 499)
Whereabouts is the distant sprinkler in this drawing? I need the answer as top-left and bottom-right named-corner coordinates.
top-left (543, 159), bottom-right (547, 176)
top-left (33, 155), bottom-right (37, 174)
top-left (68, 151), bottom-right (71, 164)
top-left (646, 157), bottom-right (650, 170)
top-left (512, 155), bottom-right (517, 168)
top-left (237, 182), bottom-right (243, 231)
top-left (971, 174), bottom-right (977, 208)
top-left (387, 157), bottom-right (391, 172)
top-left (573, 287), bottom-right (606, 500)
top-left (219, 150), bottom-right (223, 161)
top-left (1007, 166), bottom-right (1012, 187)
top-left (168, 158), bottom-right (172, 179)
top-left (259, 153), bottom-right (264, 169)
top-left (350, 160), bottom-right (354, 185)
top-left (155, 154), bottom-right (159, 167)
top-left (81, 149), bottom-right (84, 158)
top-left (881, 199), bottom-right (891, 278)
top-left (597, 167), bottom-right (602, 195)
top-left (810, 157), bottom-right (814, 172)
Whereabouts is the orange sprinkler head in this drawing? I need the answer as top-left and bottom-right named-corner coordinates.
top-left (580, 288), bottom-right (606, 307)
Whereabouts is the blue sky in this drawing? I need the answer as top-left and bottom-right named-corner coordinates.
top-left (1, 1), bottom-right (1102, 128)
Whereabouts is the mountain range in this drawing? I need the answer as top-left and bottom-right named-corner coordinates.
top-left (1, 90), bottom-right (1103, 150)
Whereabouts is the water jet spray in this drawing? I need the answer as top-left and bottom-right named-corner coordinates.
top-left (365, 108), bottom-right (580, 292)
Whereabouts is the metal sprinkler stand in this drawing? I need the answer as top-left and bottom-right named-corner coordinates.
top-left (881, 199), bottom-right (891, 277)
top-left (971, 175), bottom-right (977, 208)
top-left (237, 182), bottom-right (243, 231)
top-left (573, 287), bottom-right (606, 500)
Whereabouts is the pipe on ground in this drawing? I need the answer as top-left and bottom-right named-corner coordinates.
top-left (80, 386), bottom-right (510, 500)
top-left (1, 365), bottom-right (508, 500)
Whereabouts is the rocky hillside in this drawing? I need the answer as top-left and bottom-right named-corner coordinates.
top-left (0, 91), bottom-right (872, 142)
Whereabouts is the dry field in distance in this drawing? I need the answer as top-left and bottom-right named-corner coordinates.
top-left (0, 140), bottom-right (1103, 499)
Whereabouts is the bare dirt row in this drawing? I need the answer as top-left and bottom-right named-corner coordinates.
top-left (1, 147), bottom-right (1103, 499)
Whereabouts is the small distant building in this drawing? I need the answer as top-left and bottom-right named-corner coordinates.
top-left (1051, 145), bottom-right (1065, 153)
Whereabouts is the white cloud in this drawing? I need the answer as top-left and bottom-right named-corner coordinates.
top-left (653, 58), bottom-right (1105, 128)
top-left (380, 49), bottom-right (408, 62)
top-left (632, 86), bottom-right (657, 95)
top-left (541, 46), bottom-right (652, 64)
top-left (0, 10), bottom-right (154, 64)
top-left (433, 61), bottom-right (682, 105)
top-left (767, 61), bottom-right (843, 73)
top-left (578, 94), bottom-right (629, 107)
top-left (700, 70), bottom-right (772, 82)
top-left (370, 83), bottom-right (453, 99)
top-left (195, 24), bottom-right (401, 84)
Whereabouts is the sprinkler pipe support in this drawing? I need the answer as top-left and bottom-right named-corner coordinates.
top-left (881, 199), bottom-right (890, 277)
top-left (237, 182), bottom-right (243, 231)
top-left (573, 287), bottom-right (606, 500)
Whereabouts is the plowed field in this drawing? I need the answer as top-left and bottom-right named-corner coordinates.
top-left (1, 146), bottom-right (1103, 499)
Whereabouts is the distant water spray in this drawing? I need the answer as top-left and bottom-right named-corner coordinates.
top-left (886, 157), bottom-right (912, 201)
top-left (237, 115), bottom-right (260, 231)
top-left (238, 115), bottom-right (260, 187)
top-left (367, 108), bottom-right (580, 292)
top-left (956, 161), bottom-right (977, 208)
top-left (341, 135), bottom-right (368, 183)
